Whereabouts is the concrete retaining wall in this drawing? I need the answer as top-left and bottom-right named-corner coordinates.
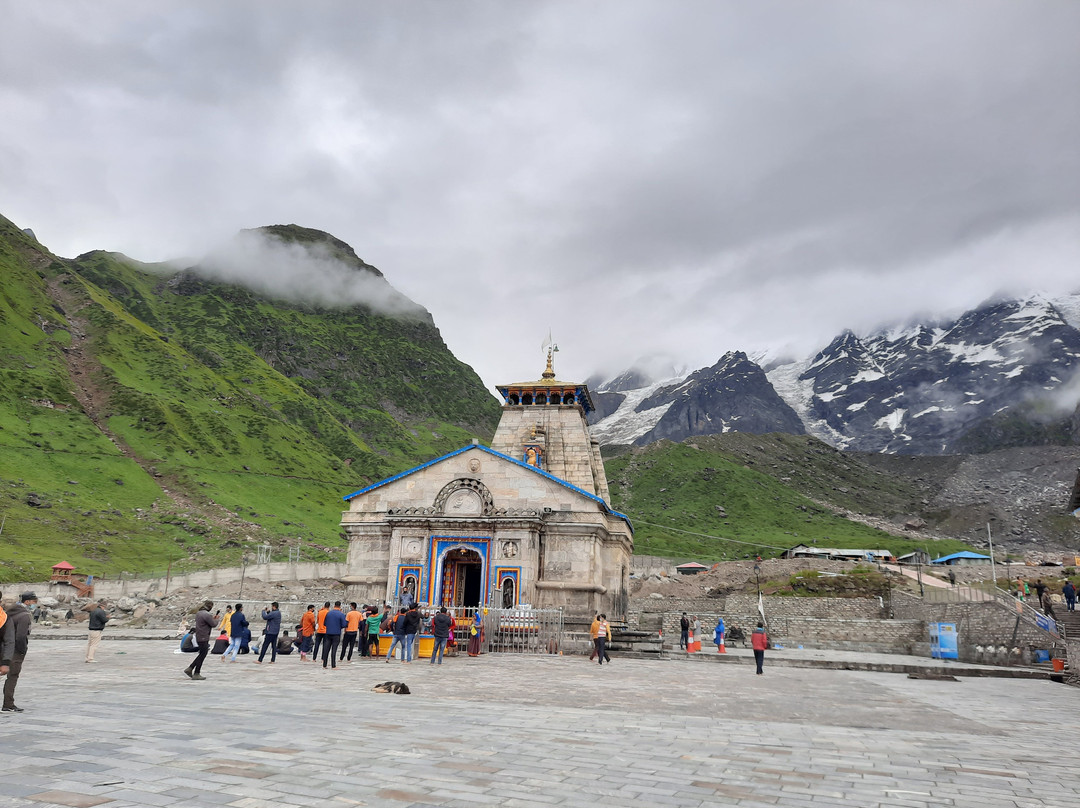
top-left (1, 561), bottom-right (348, 601)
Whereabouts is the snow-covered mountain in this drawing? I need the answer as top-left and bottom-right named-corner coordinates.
top-left (590, 351), bottom-right (804, 446)
top-left (591, 293), bottom-right (1080, 454)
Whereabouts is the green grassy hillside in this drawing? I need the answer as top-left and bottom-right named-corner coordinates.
top-left (605, 434), bottom-right (979, 561)
top-left (0, 216), bottom-right (500, 582)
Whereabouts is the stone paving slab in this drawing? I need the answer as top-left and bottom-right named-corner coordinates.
top-left (0, 640), bottom-right (1076, 807)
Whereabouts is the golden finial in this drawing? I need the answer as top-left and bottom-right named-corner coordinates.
top-left (541, 333), bottom-right (558, 379)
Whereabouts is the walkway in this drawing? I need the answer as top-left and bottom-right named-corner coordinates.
top-left (0, 639), bottom-right (1077, 807)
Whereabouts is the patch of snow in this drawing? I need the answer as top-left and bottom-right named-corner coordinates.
top-left (874, 408), bottom-right (906, 431)
top-left (1051, 293), bottom-right (1080, 330)
top-left (1003, 366), bottom-right (1024, 379)
top-left (851, 369), bottom-right (884, 384)
top-left (767, 359), bottom-right (850, 448)
top-left (590, 378), bottom-right (681, 445)
top-left (944, 341), bottom-right (1005, 364)
top-left (912, 406), bottom-right (941, 418)
top-left (846, 401), bottom-right (868, 412)
top-left (963, 400), bottom-right (984, 405)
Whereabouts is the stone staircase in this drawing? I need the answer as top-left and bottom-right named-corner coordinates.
top-left (608, 621), bottom-right (664, 657)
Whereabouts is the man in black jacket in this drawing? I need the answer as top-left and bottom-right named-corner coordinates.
top-left (85, 601), bottom-right (109, 663)
top-left (256, 602), bottom-right (282, 665)
top-left (185, 600), bottom-right (216, 680)
top-left (3, 592), bottom-right (37, 712)
top-left (403, 603), bottom-right (421, 663)
top-left (430, 607), bottom-right (453, 665)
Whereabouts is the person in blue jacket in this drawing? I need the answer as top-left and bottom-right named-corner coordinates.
top-left (224, 604), bottom-right (249, 662)
top-left (321, 602), bottom-right (348, 669)
top-left (256, 602), bottom-right (282, 664)
top-left (713, 617), bottom-right (725, 653)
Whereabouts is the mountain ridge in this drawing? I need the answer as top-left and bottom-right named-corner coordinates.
top-left (592, 294), bottom-right (1080, 456)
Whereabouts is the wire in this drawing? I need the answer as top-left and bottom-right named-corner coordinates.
top-left (629, 518), bottom-right (790, 551)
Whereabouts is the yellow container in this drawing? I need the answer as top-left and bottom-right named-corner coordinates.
top-left (377, 634), bottom-right (434, 659)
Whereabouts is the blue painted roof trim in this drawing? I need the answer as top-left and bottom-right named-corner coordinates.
top-left (342, 443), bottom-right (632, 532)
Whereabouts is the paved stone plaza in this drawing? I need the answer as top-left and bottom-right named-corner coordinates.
top-left (0, 640), bottom-right (1076, 808)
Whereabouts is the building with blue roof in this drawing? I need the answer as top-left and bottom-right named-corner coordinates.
top-left (340, 349), bottom-right (634, 625)
top-left (931, 551), bottom-right (992, 566)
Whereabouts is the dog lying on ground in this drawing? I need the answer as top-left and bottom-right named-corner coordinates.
top-left (372, 681), bottom-right (410, 694)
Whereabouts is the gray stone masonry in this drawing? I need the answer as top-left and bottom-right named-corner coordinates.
top-left (632, 593), bottom-right (1064, 664)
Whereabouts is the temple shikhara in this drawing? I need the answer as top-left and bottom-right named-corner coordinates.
top-left (340, 347), bottom-right (633, 625)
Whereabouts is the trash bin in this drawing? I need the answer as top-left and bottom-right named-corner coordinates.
top-left (1052, 658), bottom-right (1065, 673)
top-left (1034, 649), bottom-right (1050, 663)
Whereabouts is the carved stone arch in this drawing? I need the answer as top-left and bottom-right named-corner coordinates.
top-left (433, 478), bottom-right (496, 516)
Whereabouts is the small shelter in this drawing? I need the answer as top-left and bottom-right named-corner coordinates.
top-left (784, 545), bottom-right (891, 562)
top-left (931, 551), bottom-right (991, 566)
top-left (675, 562), bottom-right (710, 576)
top-left (896, 550), bottom-right (931, 566)
top-left (50, 561), bottom-right (93, 596)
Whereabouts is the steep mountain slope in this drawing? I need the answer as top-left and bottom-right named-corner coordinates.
top-left (0, 215), bottom-right (499, 581)
top-left (605, 432), bottom-right (1078, 559)
top-left (603, 434), bottom-right (980, 561)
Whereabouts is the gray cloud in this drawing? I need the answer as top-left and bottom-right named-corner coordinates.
top-left (185, 229), bottom-right (428, 318)
top-left (0, 1), bottom-right (1078, 390)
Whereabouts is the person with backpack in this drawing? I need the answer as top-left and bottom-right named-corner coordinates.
top-left (751, 622), bottom-right (769, 675)
top-left (299, 605), bottom-right (316, 661)
top-left (365, 606), bottom-right (383, 658)
top-left (385, 608), bottom-right (408, 663)
top-left (312, 602), bottom-right (330, 661)
top-left (223, 603), bottom-right (248, 662)
top-left (679, 613), bottom-right (690, 651)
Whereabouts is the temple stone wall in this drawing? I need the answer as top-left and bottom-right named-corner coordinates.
top-left (491, 406), bottom-right (604, 499)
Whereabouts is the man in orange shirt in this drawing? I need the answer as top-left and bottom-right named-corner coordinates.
top-left (341, 602), bottom-right (363, 664)
top-left (312, 601), bottom-right (330, 661)
top-left (299, 604), bottom-right (317, 661)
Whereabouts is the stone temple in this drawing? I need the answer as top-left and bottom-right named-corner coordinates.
top-left (340, 350), bottom-right (633, 626)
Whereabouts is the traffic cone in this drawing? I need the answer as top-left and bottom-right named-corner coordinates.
top-left (718, 634), bottom-right (726, 654)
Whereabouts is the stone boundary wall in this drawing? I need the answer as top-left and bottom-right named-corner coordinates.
top-left (1, 561), bottom-right (349, 601)
top-left (890, 593), bottom-right (1058, 664)
top-left (630, 593), bottom-right (1064, 662)
top-left (631, 595), bottom-right (893, 651)
top-left (630, 555), bottom-right (678, 576)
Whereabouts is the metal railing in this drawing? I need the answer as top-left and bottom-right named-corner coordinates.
top-left (918, 583), bottom-right (1060, 639)
top-left (479, 607), bottom-right (564, 655)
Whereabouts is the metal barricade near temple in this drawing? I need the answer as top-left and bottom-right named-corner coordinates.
top-left (482, 607), bottom-right (565, 655)
top-left (429, 606), bottom-right (564, 655)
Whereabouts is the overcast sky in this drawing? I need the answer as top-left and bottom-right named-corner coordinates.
top-left (2, 2), bottom-right (1078, 390)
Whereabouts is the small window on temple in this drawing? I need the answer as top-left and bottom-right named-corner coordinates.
top-left (536, 393), bottom-right (547, 405)
top-left (509, 394), bottom-right (520, 405)
top-left (522, 394), bottom-right (533, 405)
top-left (563, 393), bottom-right (575, 405)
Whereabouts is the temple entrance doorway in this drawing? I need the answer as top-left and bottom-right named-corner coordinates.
top-left (440, 547), bottom-right (484, 608)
